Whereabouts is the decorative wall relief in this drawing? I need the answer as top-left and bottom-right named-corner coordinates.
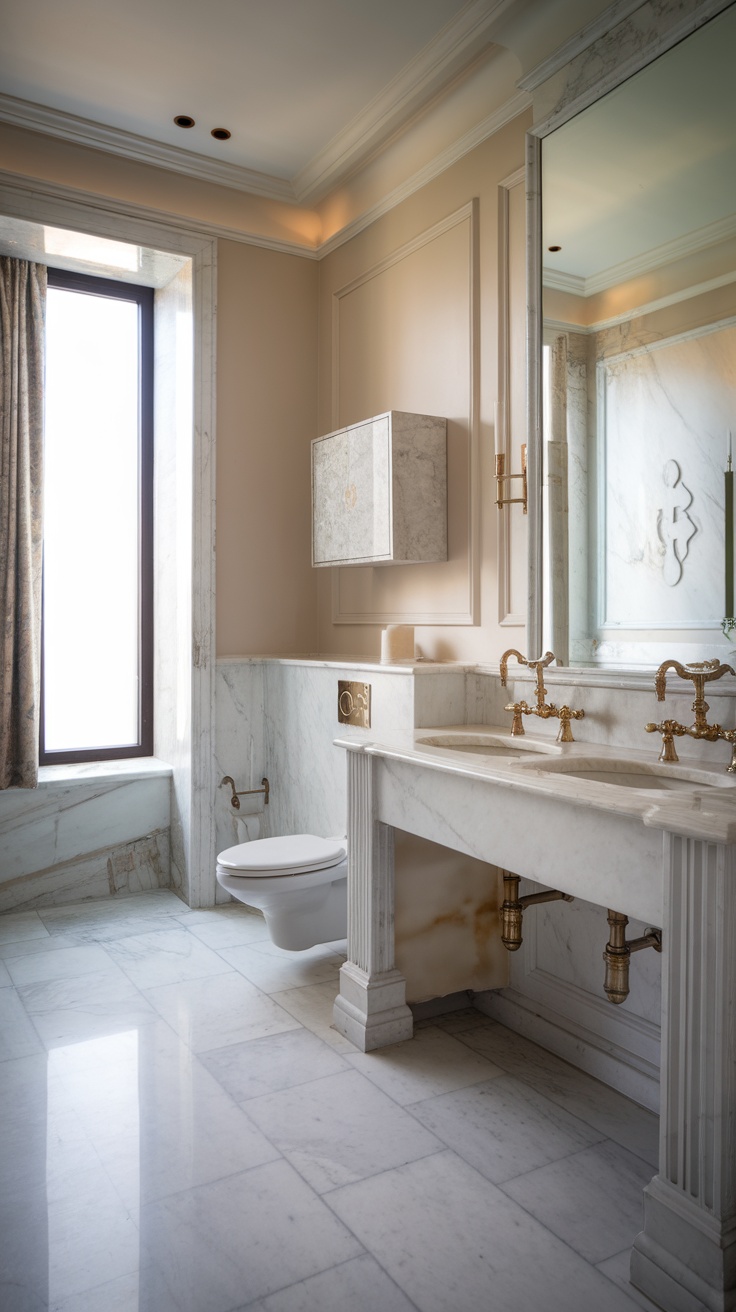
top-left (657, 460), bottom-right (696, 586)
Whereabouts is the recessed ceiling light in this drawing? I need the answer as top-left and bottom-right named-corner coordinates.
top-left (174, 115), bottom-right (195, 128)
top-left (211, 128), bottom-right (231, 141)
top-left (548, 244), bottom-right (562, 252)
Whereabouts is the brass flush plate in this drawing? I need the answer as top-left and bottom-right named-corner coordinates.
top-left (338, 680), bottom-right (371, 728)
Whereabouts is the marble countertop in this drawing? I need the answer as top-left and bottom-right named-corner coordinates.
top-left (335, 725), bottom-right (736, 845)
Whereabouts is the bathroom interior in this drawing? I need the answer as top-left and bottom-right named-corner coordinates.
top-left (1, 1), bottom-right (735, 1309)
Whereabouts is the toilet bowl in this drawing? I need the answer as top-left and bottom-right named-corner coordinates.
top-left (215, 833), bottom-right (347, 951)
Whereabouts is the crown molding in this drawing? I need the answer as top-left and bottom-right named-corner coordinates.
top-left (317, 90), bottom-right (531, 258)
top-left (0, 169), bottom-right (320, 259)
top-left (0, 92), bottom-right (296, 202)
top-left (289, 0), bottom-right (517, 204)
top-left (544, 213), bottom-right (736, 298)
top-left (518, 0), bottom-right (645, 92)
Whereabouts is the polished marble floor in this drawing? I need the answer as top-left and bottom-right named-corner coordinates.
top-left (0, 891), bottom-right (664, 1312)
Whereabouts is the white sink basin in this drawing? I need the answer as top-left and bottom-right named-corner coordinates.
top-left (415, 732), bottom-right (559, 759)
top-left (527, 758), bottom-right (736, 792)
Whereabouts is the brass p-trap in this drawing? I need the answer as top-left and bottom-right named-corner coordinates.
top-left (501, 871), bottom-right (573, 951)
top-left (603, 910), bottom-right (661, 1005)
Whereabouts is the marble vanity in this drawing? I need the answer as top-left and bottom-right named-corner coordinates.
top-left (333, 724), bottom-right (736, 1312)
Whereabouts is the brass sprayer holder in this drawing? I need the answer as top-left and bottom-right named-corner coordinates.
top-left (501, 872), bottom-right (574, 951)
top-left (603, 910), bottom-right (661, 1005)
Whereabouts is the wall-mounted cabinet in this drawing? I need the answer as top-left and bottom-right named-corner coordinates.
top-left (311, 410), bottom-right (447, 567)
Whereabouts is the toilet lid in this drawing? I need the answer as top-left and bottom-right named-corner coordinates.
top-left (217, 833), bottom-right (346, 876)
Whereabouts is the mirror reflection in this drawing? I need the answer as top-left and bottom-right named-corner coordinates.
top-left (541, 6), bottom-right (736, 668)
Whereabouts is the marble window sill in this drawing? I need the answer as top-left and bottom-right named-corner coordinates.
top-left (37, 757), bottom-right (173, 787)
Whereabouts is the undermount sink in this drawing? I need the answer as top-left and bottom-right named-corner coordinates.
top-left (526, 758), bottom-right (736, 792)
top-left (415, 732), bottom-right (558, 759)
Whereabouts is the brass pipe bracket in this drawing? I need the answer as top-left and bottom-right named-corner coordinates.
top-left (603, 910), bottom-right (661, 1005)
top-left (501, 871), bottom-right (574, 951)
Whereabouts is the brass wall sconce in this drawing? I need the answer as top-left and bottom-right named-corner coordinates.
top-left (500, 871), bottom-right (573, 951)
top-left (603, 910), bottom-right (661, 1005)
top-left (495, 444), bottom-right (527, 514)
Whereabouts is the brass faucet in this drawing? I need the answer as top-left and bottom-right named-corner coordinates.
top-left (499, 649), bottom-right (584, 741)
top-left (645, 658), bottom-right (736, 771)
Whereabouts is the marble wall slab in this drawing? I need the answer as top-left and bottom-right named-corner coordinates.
top-left (0, 762), bottom-right (172, 913)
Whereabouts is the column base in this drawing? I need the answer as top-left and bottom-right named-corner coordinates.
top-left (631, 1177), bottom-right (736, 1312)
top-left (333, 960), bottom-right (414, 1052)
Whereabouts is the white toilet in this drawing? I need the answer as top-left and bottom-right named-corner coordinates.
top-left (215, 833), bottom-right (347, 951)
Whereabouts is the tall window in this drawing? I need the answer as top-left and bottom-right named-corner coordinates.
top-left (40, 270), bottom-right (153, 764)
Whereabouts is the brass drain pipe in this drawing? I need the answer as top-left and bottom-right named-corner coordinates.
top-left (603, 911), bottom-right (662, 1005)
top-left (501, 872), bottom-right (574, 951)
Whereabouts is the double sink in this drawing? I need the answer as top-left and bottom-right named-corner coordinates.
top-left (414, 729), bottom-right (736, 797)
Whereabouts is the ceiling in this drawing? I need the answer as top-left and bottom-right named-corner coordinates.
top-left (0, 0), bottom-right (517, 204)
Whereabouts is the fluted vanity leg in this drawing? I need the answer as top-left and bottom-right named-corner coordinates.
top-left (333, 746), bottom-right (414, 1051)
top-left (631, 836), bottom-right (736, 1312)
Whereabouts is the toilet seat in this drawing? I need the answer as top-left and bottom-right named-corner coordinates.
top-left (217, 833), bottom-right (346, 878)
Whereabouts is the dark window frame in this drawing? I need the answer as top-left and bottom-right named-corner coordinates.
top-left (39, 268), bottom-right (154, 765)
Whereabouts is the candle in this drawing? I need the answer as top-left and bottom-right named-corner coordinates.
top-left (726, 430), bottom-right (734, 618)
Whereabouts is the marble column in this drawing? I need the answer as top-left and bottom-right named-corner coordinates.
top-left (333, 746), bottom-right (414, 1051)
top-left (631, 836), bottom-right (736, 1312)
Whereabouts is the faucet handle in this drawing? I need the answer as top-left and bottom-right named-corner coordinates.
top-left (556, 705), bottom-right (584, 743)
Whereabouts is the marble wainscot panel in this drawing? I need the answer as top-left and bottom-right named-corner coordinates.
top-left (214, 659), bottom-right (267, 891)
top-left (0, 759), bottom-right (172, 913)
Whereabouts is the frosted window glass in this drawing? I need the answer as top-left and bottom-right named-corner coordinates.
top-left (43, 288), bottom-right (140, 752)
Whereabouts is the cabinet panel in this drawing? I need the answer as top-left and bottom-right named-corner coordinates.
top-left (312, 410), bottom-right (446, 568)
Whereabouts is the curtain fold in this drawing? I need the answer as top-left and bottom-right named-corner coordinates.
top-left (0, 258), bottom-right (47, 788)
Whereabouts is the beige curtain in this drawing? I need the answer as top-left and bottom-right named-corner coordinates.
top-left (0, 258), bottom-right (47, 788)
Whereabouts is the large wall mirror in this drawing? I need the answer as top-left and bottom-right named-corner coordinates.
top-left (530, 2), bottom-right (736, 669)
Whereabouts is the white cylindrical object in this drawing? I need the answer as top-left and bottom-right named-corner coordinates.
top-left (235, 814), bottom-right (261, 843)
top-left (380, 624), bottom-right (415, 664)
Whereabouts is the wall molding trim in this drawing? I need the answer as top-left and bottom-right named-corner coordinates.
top-left (497, 166), bottom-right (526, 628)
top-left (329, 200), bottom-right (480, 627)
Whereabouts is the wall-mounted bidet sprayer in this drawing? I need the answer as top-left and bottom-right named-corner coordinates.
top-left (603, 910), bottom-right (661, 1005)
top-left (220, 775), bottom-right (270, 809)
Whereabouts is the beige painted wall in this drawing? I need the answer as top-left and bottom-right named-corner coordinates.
top-left (316, 112), bottom-right (531, 663)
top-left (216, 241), bottom-right (319, 654)
top-left (0, 109), bottom-right (532, 664)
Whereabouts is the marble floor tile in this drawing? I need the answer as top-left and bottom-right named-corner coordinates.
top-left (458, 1022), bottom-right (660, 1166)
top-left (409, 1073), bottom-right (604, 1184)
top-left (501, 1139), bottom-right (652, 1264)
top-left (247, 1253), bottom-right (418, 1312)
top-left (217, 940), bottom-right (345, 994)
top-left (5, 942), bottom-right (121, 987)
top-left (272, 980), bottom-right (357, 1053)
top-left (347, 1024), bottom-right (503, 1105)
top-left (0, 986), bottom-right (44, 1061)
top-left (38, 890), bottom-right (185, 929)
top-left (245, 1068), bottom-right (443, 1194)
top-left (104, 926), bottom-right (233, 988)
top-left (18, 966), bottom-right (158, 1047)
top-left (201, 1026), bottom-right (349, 1101)
top-left (0, 909), bottom-right (49, 944)
top-left (597, 1248), bottom-right (666, 1311)
top-left (178, 906), bottom-right (271, 948)
top-left (0, 959), bottom-right (11, 986)
top-left (50, 1263), bottom-right (184, 1312)
top-left (143, 970), bottom-right (301, 1052)
top-left (54, 1023), bottom-right (282, 1207)
top-left (415, 1005), bottom-right (497, 1035)
top-left (326, 1150), bottom-right (645, 1312)
top-left (139, 1160), bottom-right (363, 1312)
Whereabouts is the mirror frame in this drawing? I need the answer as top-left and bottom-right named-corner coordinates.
top-left (524, 0), bottom-right (735, 664)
